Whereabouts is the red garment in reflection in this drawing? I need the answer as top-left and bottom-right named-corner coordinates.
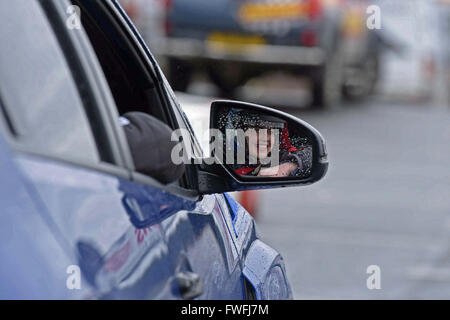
top-left (280, 125), bottom-right (299, 153)
top-left (234, 124), bottom-right (298, 175)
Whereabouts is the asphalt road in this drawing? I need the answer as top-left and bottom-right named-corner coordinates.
top-left (180, 91), bottom-right (450, 299)
top-left (256, 100), bottom-right (450, 299)
top-left (169, 0), bottom-right (450, 299)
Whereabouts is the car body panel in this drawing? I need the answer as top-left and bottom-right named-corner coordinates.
top-left (243, 240), bottom-right (292, 300)
top-left (168, 0), bottom-right (318, 43)
top-left (0, 135), bottom-right (88, 299)
top-left (115, 2), bottom-right (293, 299)
top-left (154, 0), bottom-right (343, 66)
top-left (220, 193), bottom-right (293, 299)
top-left (13, 153), bottom-right (244, 299)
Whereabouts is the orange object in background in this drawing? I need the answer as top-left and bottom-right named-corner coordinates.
top-left (239, 1), bottom-right (308, 23)
top-left (341, 1), bottom-right (366, 38)
top-left (237, 190), bottom-right (260, 219)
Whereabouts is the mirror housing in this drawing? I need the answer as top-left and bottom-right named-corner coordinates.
top-left (196, 100), bottom-right (328, 194)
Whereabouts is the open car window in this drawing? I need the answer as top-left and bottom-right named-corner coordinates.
top-left (0, 0), bottom-right (100, 165)
top-left (71, 0), bottom-right (168, 124)
top-left (70, 0), bottom-right (194, 189)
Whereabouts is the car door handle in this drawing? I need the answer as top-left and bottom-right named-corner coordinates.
top-left (175, 271), bottom-right (204, 300)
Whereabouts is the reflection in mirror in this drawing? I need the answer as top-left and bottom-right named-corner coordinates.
top-left (215, 107), bottom-right (313, 179)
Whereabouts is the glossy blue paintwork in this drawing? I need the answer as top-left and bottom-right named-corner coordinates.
top-left (0, 134), bottom-right (86, 299)
top-left (0, 130), bottom-right (291, 299)
top-left (10, 153), bottom-right (244, 299)
top-left (243, 240), bottom-right (293, 300)
top-left (0, 0), bottom-right (292, 300)
top-left (218, 194), bottom-right (293, 300)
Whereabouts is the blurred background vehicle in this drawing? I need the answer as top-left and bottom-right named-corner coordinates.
top-left (152, 0), bottom-right (358, 109)
top-left (437, 0), bottom-right (450, 105)
top-left (122, 0), bottom-right (450, 299)
top-left (119, 0), bottom-right (165, 52)
top-left (122, 0), bottom-right (400, 108)
top-left (340, 0), bottom-right (385, 100)
top-left (375, 0), bottom-right (440, 102)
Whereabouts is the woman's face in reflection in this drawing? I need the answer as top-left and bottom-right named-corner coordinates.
top-left (247, 128), bottom-right (275, 160)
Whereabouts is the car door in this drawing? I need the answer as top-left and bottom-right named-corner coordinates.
top-left (77, 0), bottom-right (246, 299)
top-left (0, 0), bottom-right (184, 299)
top-left (0, 122), bottom-right (91, 299)
top-left (1, 0), bottom-right (245, 299)
top-left (161, 80), bottom-right (246, 299)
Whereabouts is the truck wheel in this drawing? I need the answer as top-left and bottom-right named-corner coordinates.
top-left (311, 49), bottom-right (344, 109)
top-left (343, 55), bottom-right (379, 100)
top-left (168, 58), bottom-right (192, 92)
top-left (207, 64), bottom-right (248, 98)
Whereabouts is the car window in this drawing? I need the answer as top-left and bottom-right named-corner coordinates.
top-left (0, 0), bottom-right (99, 164)
top-left (71, 0), bottom-right (190, 187)
top-left (71, 0), bottom-right (168, 125)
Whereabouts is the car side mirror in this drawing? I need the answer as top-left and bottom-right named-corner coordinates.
top-left (196, 100), bottom-right (328, 194)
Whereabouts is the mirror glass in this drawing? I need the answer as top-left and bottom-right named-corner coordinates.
top-left (212, 107), bottom-right (314, 179)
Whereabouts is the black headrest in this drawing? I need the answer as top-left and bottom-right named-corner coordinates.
top-left (122, 112), bottom-right (185, 184)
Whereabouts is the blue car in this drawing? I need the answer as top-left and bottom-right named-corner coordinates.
top-left (0, 0), bottom-right (328, 299)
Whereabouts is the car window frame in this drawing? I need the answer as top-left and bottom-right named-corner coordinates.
top-left (0, 0), bottom-right (202, 202)
top-left (111, 1), bottom-right (208, 184)
top-left (64, 0), bottom-right (203, 199)
top-left (99, 0), bottom-right (204, 198)
top-left (0, 0), bottom-right (129, 181)
top-left (57, 0), bottom-right (200, 199)
top-left (99, 0), bottom-right (176, 128)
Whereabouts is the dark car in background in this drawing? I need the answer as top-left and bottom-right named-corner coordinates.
top-left (142, 0), bottom-right (385, 109)
top-left (156, 0), bottom-right (345, 108)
